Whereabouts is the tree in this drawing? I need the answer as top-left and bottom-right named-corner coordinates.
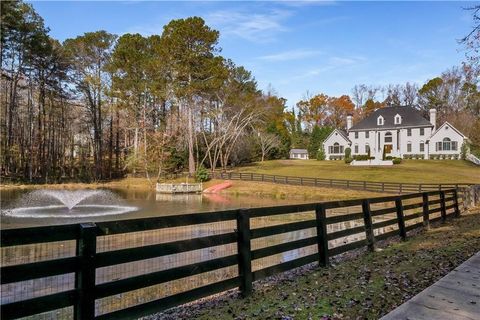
top-left (307, 125), bottom-right (333, 159)
top-left (64, 31), bottom-right (117, 180)
top-left (327, 95), bottom-right (354, 128)
top-left (255, 130), bottom-right (281, 162)
top-left (160, 17), bottom-right (224, 175)
top-left (362, 98), bottom-right (383, 117)
top-left (296, 93), bottom-right (329, 129)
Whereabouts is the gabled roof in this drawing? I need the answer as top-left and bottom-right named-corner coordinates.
top-left (290, 148), bottom-right (308, 154)
top-left (349, 106), bottom-right (433, 131)
top-left (323, 129), bottom-right (351, 144)
top-left (430, 122), bottom-right (468, 140)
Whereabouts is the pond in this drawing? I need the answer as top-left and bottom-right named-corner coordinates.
top-left (0, 187), bottom-right (309, 229)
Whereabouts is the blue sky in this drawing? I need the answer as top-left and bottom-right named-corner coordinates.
top-left (31, 1), bottom-right (475, 107)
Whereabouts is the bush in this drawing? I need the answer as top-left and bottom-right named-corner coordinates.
top-left (461, 142), bottom-right (468, 160)
top-left (353, 154), bottom-right (369, 161)
top-left (344, 147), bottom-right (351, 159)
top-left (316, 149), bottom-right (325, 161)
top-left (344, 157), bottom-right (353, 164)
top-left (369, 156), bottom-right (375, 160)
top-left (195, 165), bottom-right (210, 182)
top-left (385, 156), bottom-right (393, 160)
top-left (392, 158), bottom-right (402, 165)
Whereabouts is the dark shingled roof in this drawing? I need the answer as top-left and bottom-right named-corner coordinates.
top-left (349, 106), bottom-right (433, 131)
top-left (290, 148), bottom-right (308, 153)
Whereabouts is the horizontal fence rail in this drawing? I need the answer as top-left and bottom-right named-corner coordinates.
top-left (210, 172), bottom-right (471, 194)
top-left (0, 187), bottom-right (470, 320)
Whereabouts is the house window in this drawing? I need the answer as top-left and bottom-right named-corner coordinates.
top-left (377, 116), bottom-right (384, 126)
top-left (443, 138), bottom-right (451, 151)
top-left (354, 144), bottom-right (359, 154)
top-left (394, 114), bottom-right (401, 124)
top-left (438, 138), bottom-right (457, 151)
top-left (365, 131), bottom-right (369, 139)
top-left (420, 128), bottom-right (424, 136)
top-left (384, 132), bottom-right (392, 143)
top-left (330, 143), bottom-right (343, 154)
top-left (420, 142), bottom-right (424, 152)
top-left (355, 132), bottom-right (358, 139)
top-left (407, 142), bottom-right (412, 153)
top-left (407, 128), bottom-right (412, 136)
top-left (365, 144), bottom-right (370, 155)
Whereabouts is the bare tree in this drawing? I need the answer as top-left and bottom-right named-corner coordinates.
top-left (255, 130), bottom-right (281, 162)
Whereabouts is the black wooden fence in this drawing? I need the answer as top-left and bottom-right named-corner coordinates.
top-left (0, 189), bottom-right (463, 320)
top-left (211, 172), bottom-right (470, 194)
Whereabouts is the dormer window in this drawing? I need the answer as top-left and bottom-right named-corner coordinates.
top-left (394, 114), bottom-right (402, 125)
top-left (377, 116), bottom-right (384, 126)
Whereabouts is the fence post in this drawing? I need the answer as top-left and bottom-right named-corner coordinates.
top-left (453, 189), bottom-right (460, 218)
top-left (300, 177), bottom-right (303, 185)
top-left (399, 183), bottom-right (402, 194)
top-left (363, 181), bottom-right (366, 190)
top-left (262, 174), bottom-right (264, 182)
top-left (273, 175), bottom-right (276, 183)
top-left (315, 178), bottom-right (318, 187)
top-left (422, 192), bottom-right (430, 230)
top-left (315, 204), bottom-right (329, 267)
top-left (440, 191), bottom-right (447, 222)
top-left (75, 223), bottom-right (97, 320)
top-left (236, 209), bottom-right (252, 297)
top-left (395, 198), bottom-right (407, 240)
top-left (382, 182), bottom-right (385, 192)
top-left (362, 200), bottom-right (375, 252)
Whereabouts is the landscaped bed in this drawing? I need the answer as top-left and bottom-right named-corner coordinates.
top-left (149, 208), bottom-right (480, 320)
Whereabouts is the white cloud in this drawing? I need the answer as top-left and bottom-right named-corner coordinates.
top-left (291, 55), bottom-right (366, 80)
top-left (258, 49), bottom-right (323, 61)
top-left (205, 9), bottom-right (292, 43)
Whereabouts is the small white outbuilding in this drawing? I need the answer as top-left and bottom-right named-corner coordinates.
top-left (289, 149), bottom-right (309, 160)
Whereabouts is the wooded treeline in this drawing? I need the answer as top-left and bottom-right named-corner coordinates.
top-left (1, 1), bottom-right (479, 183)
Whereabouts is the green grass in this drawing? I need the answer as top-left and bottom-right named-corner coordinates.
top-left (184, 210), bottom-right (480, 320)
top-left (236, 159), bottom-right (480, 184)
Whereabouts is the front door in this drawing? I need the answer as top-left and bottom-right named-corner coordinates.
top-left (384, 144), bottom-right (393, 154)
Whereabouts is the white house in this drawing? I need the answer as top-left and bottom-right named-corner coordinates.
top-left (323, 106), bottom-right (468, 160)
top-left (289, 149), bottom-right (309, 160)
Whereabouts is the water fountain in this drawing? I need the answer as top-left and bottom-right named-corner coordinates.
top-left (1, 189), bottom-right (138, 218)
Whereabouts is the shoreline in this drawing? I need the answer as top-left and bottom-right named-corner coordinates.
top-left (0, 178), bottom-right (381, 202)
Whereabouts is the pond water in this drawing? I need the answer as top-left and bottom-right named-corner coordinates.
top-left (1, 187), bottom-right (413, 318)
top-left (0, 187), bottom-right (309, 229)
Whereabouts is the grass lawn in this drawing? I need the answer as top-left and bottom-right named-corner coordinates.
top-left (165, 209), bottom-right (480, 320)
top-left (236, 159), bottom-right (480, 184)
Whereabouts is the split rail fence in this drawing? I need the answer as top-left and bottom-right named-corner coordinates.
top-left (0, 188), bottom-right (464, 319)
top-left (211, 172), bottom-right (470, 194)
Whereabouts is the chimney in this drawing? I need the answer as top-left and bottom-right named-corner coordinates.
top-left (346, 114), bottom-right (353, 130)
top-left (429, 109), bottom-right (436, 131)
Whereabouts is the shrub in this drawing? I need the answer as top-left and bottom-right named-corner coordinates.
top-left (461, 142), bottom-right (468, 160)
top-left (344, 157), bottom-right (353, 164)
top-left (195, 165), bottom-right (210, 182)
top-left (344, 147), bottom-right (351, 159)
top-left (369, 156), bottom-right (375, 160)
top-left (316, 149), bottom-right (325, 161)
top-left (392, 158), bottom-right (402, 165)
top-left (385, 156), bottom-right (393, 160)
top-left (353, 154), bottom-right (369, 161)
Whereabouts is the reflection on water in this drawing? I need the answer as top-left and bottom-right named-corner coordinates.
top-left (0, 187), bottom-right (308, 229)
